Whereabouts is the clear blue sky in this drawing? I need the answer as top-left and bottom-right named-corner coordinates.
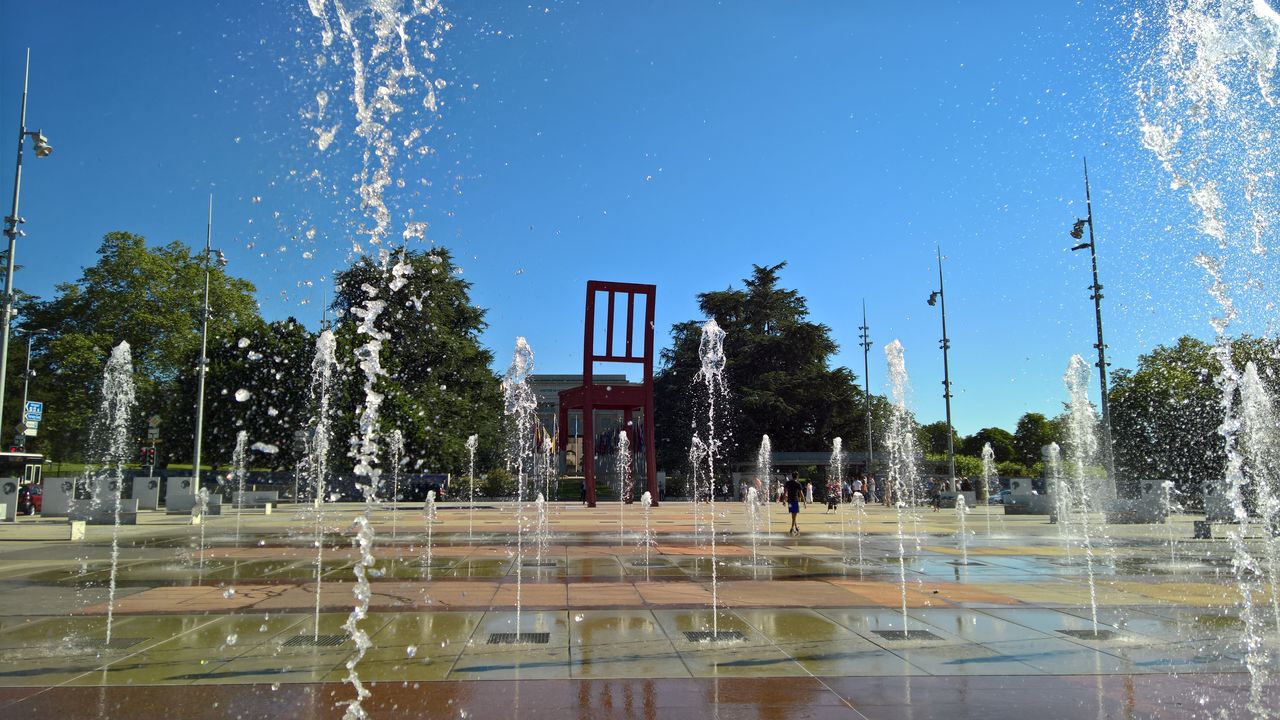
top-left (1, 1), bottom-right (1275, 437)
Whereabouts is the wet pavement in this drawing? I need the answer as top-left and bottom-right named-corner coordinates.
top-left (0, 501), bottom-right (1275, 718)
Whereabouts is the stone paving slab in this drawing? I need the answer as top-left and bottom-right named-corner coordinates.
top-left (0, 501), bottom-right (1273, 717)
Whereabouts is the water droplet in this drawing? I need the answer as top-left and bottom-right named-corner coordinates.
top-left (406, 645), bottom-right (417, 658)
top-left (223, 588), bottom-right (236, 599)
top-left (237, 338), bottom-right (250, 348)
top-left (235, 389), bottom-right (252, 402)
top-left (573, 614), bottom-right (584, 622)
top-left (225, 633), bottom-right (238, 645)
top-left (271, 682), bottom-right (280, 691)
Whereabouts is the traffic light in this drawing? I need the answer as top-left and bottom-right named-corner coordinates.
top-left (140, 447), bottom-right (156, 464)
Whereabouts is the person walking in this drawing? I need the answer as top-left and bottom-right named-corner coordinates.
top-left (784, 472), bottom-right (806, 534)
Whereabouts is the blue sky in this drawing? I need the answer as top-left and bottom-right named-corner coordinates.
top-left (1, 1), bottom-right (1275, 438)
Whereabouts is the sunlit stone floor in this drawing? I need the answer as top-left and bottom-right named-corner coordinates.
top-left (0, 501), bottom-right (1275, 718)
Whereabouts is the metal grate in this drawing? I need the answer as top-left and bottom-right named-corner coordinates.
top-left (521, 560), bottom-right (557, 567)
top-left (281, 634), bottom-right (349, 648)
top-left (872, 630), bottom-right (939, 641)
top-left (629, 560), bottom-right (667, 567)
top-left (487, 632), bottom-right (549, 645)
top-left (683, 630), bottom-right (745, 643)
top-left (1057, 629), bottom-right (1119, 640)
top-left (948, 560), bottom-right (985, 566)
top-left (104, 637), bottom-right (147, 649)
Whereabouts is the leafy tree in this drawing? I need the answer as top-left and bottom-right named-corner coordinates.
top-left (20, 232), bottom-right (259, 461)
top-left (961, 426), bottom-right (1015, 461)
top-left (653, 262), bottom-right (885, 470)
top-left (330, 246), bottom-right (503, 479)
top-left (1012, 412), bottom-right (1063, 467)
top-left (1109, 334), bottom-right (1280, 499)
top-left (918, 420), bottom-right (961, 456)
top-left (166, 318), bottom-right (316, 471)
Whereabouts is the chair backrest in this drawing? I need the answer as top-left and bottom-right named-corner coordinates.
top-left (582, 281), bottom-right (656, 386)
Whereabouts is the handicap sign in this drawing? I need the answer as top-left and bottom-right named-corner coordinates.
top-left (23, 401), bottom-right (43, 421)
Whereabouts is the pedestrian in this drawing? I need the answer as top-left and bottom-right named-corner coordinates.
top-left (784, 472), bottom-right (806, 534)
top-left (580, 480), bottom-right (587, 506)
top-left (866, 475), bottom-right (876, 503)
top-left (805, 480), bottom-right (814, 504)
top-left (851, 477), bottom-right (862, 501)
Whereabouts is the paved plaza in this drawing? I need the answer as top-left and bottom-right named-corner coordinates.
top-left (0, 500), bottom-right (1275, 718)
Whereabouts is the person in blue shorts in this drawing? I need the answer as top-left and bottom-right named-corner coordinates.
top-left (784, 472), bottom-right (806, 535)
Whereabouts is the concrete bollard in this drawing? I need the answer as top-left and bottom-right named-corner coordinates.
top-left (191, 512), bottom-right (203, 526)
top-left (70, 520), bottom-right (86, 541)
top-left (263, 503), bottom-right (273, 515)
top-left (1193, 520), bottom-right (1212, 540)
top-left (0, 503), bottom-right (6, 522)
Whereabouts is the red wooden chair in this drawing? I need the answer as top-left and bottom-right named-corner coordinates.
top-left (557, 281), bottom-right (657, 507)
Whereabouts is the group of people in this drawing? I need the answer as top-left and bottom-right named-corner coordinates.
top-left (750, 471), bottom-right (879, 535)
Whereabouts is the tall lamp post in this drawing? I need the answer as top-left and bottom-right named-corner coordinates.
top-left (1, 50), bottom-right (54, 443)
top-left (857, 300), bottom-right (876, 501)
top-left (191, 196), bottom-right (225, 494)
top-left (1069, 158), bottom-right (1118, 495)
top-left (21, 327), bottom-right (47, 410)
top-left (927, 247), bottom-right (957, 491)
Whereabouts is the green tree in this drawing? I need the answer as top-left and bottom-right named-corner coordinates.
top-left (961, 426), bottom-right (1015, 461)
top-left (918, 420), bottom-right (961, 456)
top-left (1012, 412), bottom-right (1062, 466)
top-left (1109, 334), bottom-right (1280, 499)
top-left (653, 262), bottom-right (884, 470)
top-left (166, 318), bottom-right (316, 471)
top-left (330, 246), bottom-right (503, 478)
top-left (20, 232), bottom-right (259, 461)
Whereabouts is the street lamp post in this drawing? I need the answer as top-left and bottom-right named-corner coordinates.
top-left (191, 196), bottom-right (223, 495)
top-left (1, 50), bottom-right (54, 443)
top-left (21, 327), bottom-right (47, 411)
top-left (857, 300), bottom-right (876, 501)
top-left (1069, 158), bottom-right (1118, 495)
top-left (927, 247), bottom-right (957, 492)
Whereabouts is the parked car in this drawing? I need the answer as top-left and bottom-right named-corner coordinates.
top-left (988, 489), bottom-right (1011, 505)
top-left (16, 483), bottom-right (42, 515)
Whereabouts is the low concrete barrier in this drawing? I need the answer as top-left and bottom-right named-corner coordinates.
top-left (1106, 481), bottom-right (1169, 524)
top-left (69, 498), bottom-right (139, 525)
top-left (130, 476), bottom-right (161, 510)
top-left (231, 490), bottom-right (279, 508)
top-left (0, 479), bottom-right (16, 521)
top-left (41, 477), bottom-right (76, 517)
top-left (1004, 478), bottom-right (1055, 515)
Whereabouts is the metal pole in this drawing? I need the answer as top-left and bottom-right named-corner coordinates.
top-left (21, 332), bottom-right (34, 410)
top-left (936, 247), bottom-right (957, 490)
top-left (0, 50), bottom-right (32, 442)
top-left (858, 300), bottom-right (874, 500)
top-left (1082, 159), bottom-right (1118, 494)
top-left (191, 196), bottom-right (213, 494)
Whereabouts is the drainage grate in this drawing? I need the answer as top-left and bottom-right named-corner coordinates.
top-left (104, 637), bottom-right (147, 649)
top-left (872, 630), bottom-right (940, 641)
top-left (683, 630), bottom-right (745, 643)
top-left (629, 560), bottom-right (667, 567)
top-left (1057, 629), bottom-right (1119, 640)
top-left (947, 560), bottom-right (985, 566)
top-left (521, 560), bottom-right (557, 567)
top-left (487, 632), bottom-right (550, 645)
top-left (282, 634), bottom-right (349, 648)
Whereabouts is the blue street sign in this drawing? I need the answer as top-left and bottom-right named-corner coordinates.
top-left (24, 401), bottom-right (43, 421)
